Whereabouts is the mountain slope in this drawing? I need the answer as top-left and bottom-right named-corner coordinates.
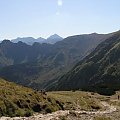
top-left (0, 40), bottom-right (54, 67)
top-left (0, 78), bottom-right (63, 117)
top-left (47, 31), bottom-right (120, 95)
top-left (0, 33), bottom-right (112, 90)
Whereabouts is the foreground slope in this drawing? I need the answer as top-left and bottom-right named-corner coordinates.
top-left (48, 31), bottom-right (120, 95)
top-left (0, 78), bottom-right (63, 117)
top-left (2, 90), bottom-right (120, 120)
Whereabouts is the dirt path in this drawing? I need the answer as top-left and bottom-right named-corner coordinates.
top-left (0, 102), bottom-right (117, 120)
top-left (72, 101), bottom-right (116, 115)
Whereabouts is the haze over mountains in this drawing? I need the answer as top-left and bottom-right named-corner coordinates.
top-left (11, 34), bottom-right (63, 45)
top-left (0, 32), bottom-right (112, 90)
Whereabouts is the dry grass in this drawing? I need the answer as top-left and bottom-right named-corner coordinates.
top-left (0, 78), bottom-right (63, 117)
top-left (48, 91), bottom-right (104, 111)
top-left (93, 116), bottom-right (111, 120)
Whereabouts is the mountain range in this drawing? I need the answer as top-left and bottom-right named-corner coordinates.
top-left (47, 30), bottom-right (120, 95)
top-left (11, 34), bottom-right (63, 45)
top-left (1, 30), bottom-right (120, 119)
top-left (0, 33), bottom-right (112, 90)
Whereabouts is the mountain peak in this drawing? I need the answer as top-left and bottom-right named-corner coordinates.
top-left (46, 34), bottom-right (63, 44)
top-left (91, 32), bottom-right (98, 35)
top-left (2, 40), bottom-right (12, 44)
top-left (47, 34), bottom-right (63, 39)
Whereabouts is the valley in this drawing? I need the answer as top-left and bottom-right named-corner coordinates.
top-left (0, 0), bottom-right (120, 119)
top-left (0, 31), bottom-right (120, 120)
top-left (0, 33), bottom-right (111, 90)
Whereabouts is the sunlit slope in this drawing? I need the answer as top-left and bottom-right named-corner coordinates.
top-left (0, 78), bottom-right (63, 117)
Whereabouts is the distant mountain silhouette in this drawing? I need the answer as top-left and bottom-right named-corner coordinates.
top-left (11, 34), bottom-right (63, 45)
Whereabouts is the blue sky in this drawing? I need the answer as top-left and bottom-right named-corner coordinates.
top-left (0, 0), bottom-right (120, 40)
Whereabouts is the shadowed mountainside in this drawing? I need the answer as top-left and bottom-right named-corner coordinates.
top-left (47, 31), bottom-right (120, 95)
top-left (0, 33), bottom-right (112, 90)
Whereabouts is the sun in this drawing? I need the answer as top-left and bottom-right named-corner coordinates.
top-left (58, 0), bottom-right (63, 6)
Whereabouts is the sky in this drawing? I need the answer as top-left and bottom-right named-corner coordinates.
top-left (0, 0), bottom-right (120, 40)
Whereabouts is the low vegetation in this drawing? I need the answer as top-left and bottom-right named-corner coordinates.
top-left (0, 78), bottom-right (63, 117)
top-left (93, 116), bottom-right (111, 120)
top-left (1, 87), bottom-right (120, 119)
top-left (48, 91), bottom-right (103, 111)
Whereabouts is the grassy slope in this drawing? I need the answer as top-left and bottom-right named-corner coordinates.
top-left (0, 78), bottom-right (63, 117)
top-left (1, 87), bottom-right (120, 119)
top-left (48, 91), bottom-right (105, 111)
top-left (48, 91), bottom-right (120, 120)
